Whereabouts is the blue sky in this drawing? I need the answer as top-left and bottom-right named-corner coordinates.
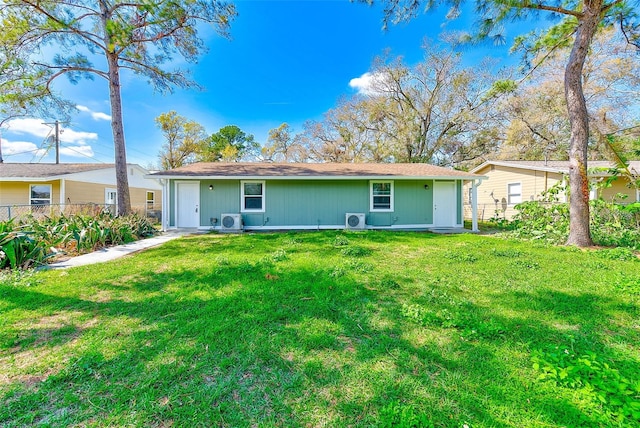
top-left (0, 0), bottom-right (534, 167)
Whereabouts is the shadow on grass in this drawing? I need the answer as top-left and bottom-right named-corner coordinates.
top-left (1, 232), bottom-right (638, 427)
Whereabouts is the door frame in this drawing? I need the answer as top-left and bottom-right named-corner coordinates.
top-left (174, 181), bottom-right (200, 228)
top-left (432, 180), bottom-right (457, 227)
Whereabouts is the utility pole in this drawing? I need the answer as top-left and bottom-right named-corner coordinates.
top-left (42, 120), bottom-right (66, 164)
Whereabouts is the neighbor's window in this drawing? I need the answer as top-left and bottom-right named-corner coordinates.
top-left (241, 181), bottom-right (265, 212)
top-left (370, 181), bottom-right (394, 211)
top-left (507, 183), bottom-right (522, 205)
top-left (146, 191), bottom-right (155, 209)
top-left (30, 184), bottom-right (51, 206)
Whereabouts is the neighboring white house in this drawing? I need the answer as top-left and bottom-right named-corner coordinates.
top-left (0, 163), bottom-right (162, 220)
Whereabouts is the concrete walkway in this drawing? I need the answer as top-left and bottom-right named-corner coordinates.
top-left (46, 230), bottom-right (190, 269)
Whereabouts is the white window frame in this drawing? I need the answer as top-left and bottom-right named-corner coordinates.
top-left (241, 180), bottom-right (265, 213)
top-left (29, 184), bottom-right (52, 206)
top-left (507, 182), bottom-right (522, 205)
top-left (370, 180), bottom-right (394, 212)
top-left (146, 191), bottom-right (155, 210)
top-left (105, 188), bottom-right (117, 214)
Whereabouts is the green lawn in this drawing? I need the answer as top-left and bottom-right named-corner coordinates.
top-left (1, 231), bottom-right (639, 427)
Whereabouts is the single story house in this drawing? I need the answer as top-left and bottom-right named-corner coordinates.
top-left (467, 160), bottom-right (640, 220)
top-left (0, 163), bottom-right (162, 220)
top-left (149, 162), bottom-right (485, 232)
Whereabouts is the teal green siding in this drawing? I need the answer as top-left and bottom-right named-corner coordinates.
top-left (199, 181), bottom-right (240, 226)
top-left (264, 180), bottom-right (368, 226)
top-left (392, 180), bottom-right (433, 225)
top-left (169, 178), bottom-right (456, 228)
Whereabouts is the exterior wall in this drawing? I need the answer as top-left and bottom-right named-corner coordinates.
top-left (65, 180), bottom-right (163, 210)
top-left (465, 165), bottom-right (564, 221)
top-left (168, 178), bottom-right (461, 229)
top-left (595, 177), bottom-right (637, 203)
top-left (0, 180), bottom-right (61, 206)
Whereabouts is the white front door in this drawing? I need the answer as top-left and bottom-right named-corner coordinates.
top-left (105, 188), bottom-right (117, 214)
top-left (433, 181), bottom-right (457, 227)
top-left (176, 182), bottom-right (200, 228)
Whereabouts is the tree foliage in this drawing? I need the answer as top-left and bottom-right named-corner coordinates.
top-left (292, 42), bottom-right (506, 166)
top-left (496, 29), bottom-right (640, 162)
top-left (358, 0), bottom-right (640, 246)
top-left (0, 0), bottom-right (236, 213)
top-left (155, 111), bottom-right (206, 170)
top-left (261, 123), bottom-right (309, 162)
top-left (199, 125), bottom-right (260, 162)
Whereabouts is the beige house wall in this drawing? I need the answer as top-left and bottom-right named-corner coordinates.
top-left (65, 180), bottom-right (162, 211)
top-left (465, 165), bottom-right (564, 221)
top-left (0, 180), bottom-right (61, 206)
top-left (465, 165), bottom-right (639, 221)
top-left (594, 178), bottom-right (636, 203)
top-left (1, 180), bottom-right (161, 212)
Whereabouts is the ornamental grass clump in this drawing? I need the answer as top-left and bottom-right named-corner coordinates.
top-left (0, 212), bottom-right (157, 270)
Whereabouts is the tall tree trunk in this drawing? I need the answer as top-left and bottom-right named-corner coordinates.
top-left (100, 0), bottom-right (131, 216)
top-left (107, 52), bottom-right (132, 216)
top-left (564, 3), bottom-right (600, 247)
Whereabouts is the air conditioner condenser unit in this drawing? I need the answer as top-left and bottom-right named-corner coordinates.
top-left (220, 213), bottom-right (242, 231)
top-left (345, 213), bottom-right (366, 230)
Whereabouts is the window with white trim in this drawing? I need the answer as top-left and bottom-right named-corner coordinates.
top-left (507, 183), bottom-right (522, 205)
top-left (370, 181), bottom-right (394, 212)
top-left (146, 191), bottom-right (155, 209)
top-left (241, 181), bottom-right (265, 212)
top-left (30, 184), bottom-right (51, 206)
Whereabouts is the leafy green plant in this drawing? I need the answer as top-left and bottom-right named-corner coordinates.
top-left (333, 235), bottom-right (350, 247)
top-left (532, 348), bottom-right (640, 423)
top-left (0, 221), bottom-right (51, 269)
top-left (341, 245), bottom-right (372, 257)
top-left (0, 212), bottom-right (157, 270)
top-left (379, 401), bottom-right (434, 428)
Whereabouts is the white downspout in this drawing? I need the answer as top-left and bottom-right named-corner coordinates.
top-left (161, 179), bottom-right (168, 232)
top-left (59, 179), bottom-right (65, 215)
top-left (471, 178), bottom-right (482, 232)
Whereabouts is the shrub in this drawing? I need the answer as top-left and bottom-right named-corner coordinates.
top-left (0, 212), bottom-right (157, 271)
top-left (508, 198), bottom-right (640, 249)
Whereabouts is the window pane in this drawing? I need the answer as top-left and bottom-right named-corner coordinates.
top-left (31, 185), bottom-right (51, 199)
top-left (146, 192), bottom-right (154, 202)
top-left (373, 196), bottom-right (391, 209)
top-left (245, 196), bottom-right (262, 210)
top-left (30, 199), bottom-right (50, 206)
top-left (508, 183), bottom-right (522, 204)
top-left (244, 183), bottom-right (262, 196)
top-left (373, 182), bottom-right (391, 195)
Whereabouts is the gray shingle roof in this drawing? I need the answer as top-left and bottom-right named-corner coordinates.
top-left (472, 160), bottom-right (640, 175)
top-left (150, 162), bottom-right (481, 179)
top-left (0, 163), bottom-right (113, 179)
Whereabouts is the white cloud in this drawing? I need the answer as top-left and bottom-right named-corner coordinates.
top-left (60, 145), bottom-right (95, 158)
top-left (5, 118), bottom-right (98, 145)
top-left (349, 72), bottom-right (386, 96)
top-left (77, 105), bottom-right (112, 121)
top-left (0, 137), bottom-right (47, 157)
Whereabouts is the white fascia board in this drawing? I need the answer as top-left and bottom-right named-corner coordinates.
top-left (471, 161), bottom-right (568, 174)
top-left (1, 177), bottom-right (57, 182)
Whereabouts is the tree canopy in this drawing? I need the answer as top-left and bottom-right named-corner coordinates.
top-left (155, 111), bottom-right (207, 170)
top-left (358, 0), bottom-right (640, 246)
top-left (199, 125), bottom-right (260, 162)
top-left (0, 0), bottom-right (236, 213)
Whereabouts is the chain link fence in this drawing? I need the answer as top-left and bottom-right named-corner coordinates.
top-left (0, 203), bottom-right (162, 223)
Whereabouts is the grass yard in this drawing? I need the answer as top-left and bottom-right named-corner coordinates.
top-left (1, 231), bottom-right (639, 427)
